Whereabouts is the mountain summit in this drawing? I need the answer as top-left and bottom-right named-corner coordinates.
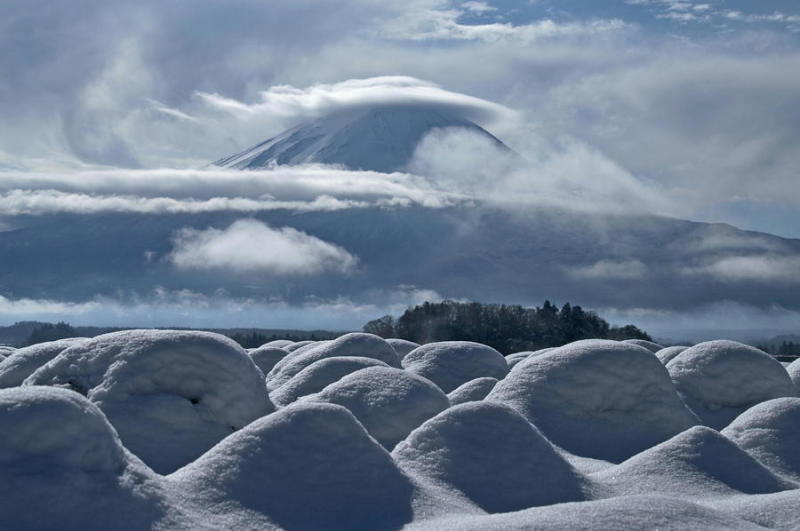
top-left (213, 104), bottom-right (509, 173)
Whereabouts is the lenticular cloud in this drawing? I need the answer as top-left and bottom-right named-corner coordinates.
top-left (4, 330), bottom-right (800, 529)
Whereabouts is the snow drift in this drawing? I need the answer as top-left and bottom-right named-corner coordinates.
top-left (666, 340), bottom-right (795, 429)
top-left (309, 366), bottom-right (449, 449)
top-left (393, 401), bottom-right (588, 513)
top-left (402, 341), bottom-right (508, 393)
top-left (3, 331), bottom-right (799, 530)
top-left (24, 330), bottom-right (273, 473)
top-left (266, 333), bottom-right (399, 391)
top-left (173, 401), bottom-right (416, 530)
top-left (487, 339), bottom-right (698, 461)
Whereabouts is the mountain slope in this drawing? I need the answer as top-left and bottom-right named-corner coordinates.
top-left (213, 105), bottom-right (509, 173)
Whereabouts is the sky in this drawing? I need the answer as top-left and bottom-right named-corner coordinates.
top-left (1, 0), bottom-right (799, 236)
top-left (0, 0), bottom-right (799, 334)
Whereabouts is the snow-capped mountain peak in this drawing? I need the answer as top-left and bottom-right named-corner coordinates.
top-left (213, 104), bottom-right (509, 173)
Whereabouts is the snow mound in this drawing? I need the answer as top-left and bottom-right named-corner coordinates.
top-left (25, 329), bottom-right (274, 473)
top-left (488, 339), bottom-right (698, 462)
top-left (447, 377), bottom-right (498, 405)
top-left (509, 347), bottom-right (556, 372)
top-left (393, 401), bottom-right (587, 513)
top-left (622, 339), bottom-right (664, 353)
top-left (309, 366), bottom-right (449, 449)
top-left (402, 341), bottom-right (508, 393)
top-left (387, 338), bottom-right (421, 360)
top-left (666, 340), bottom-right (795, 429)
top-left (270, 356), bottom-right (389, 406)
top-left (284, 340), bottom-right (315, 352)
top-left (656, 345), bottom-right (689, 364)
top-left (173, 401), bottom-right (416, 530)
top-left (248, 345), bottom-right (289, 375)
top-left (505, 352), bottom-right (533, 369)
top-left (784, 358), bottom-right (800, 390)
top-left (709, 489), bottom-right (800, 531)
top-left (1, 386), bottom-right (128, 473)
top-left (0, 338), bottom-right (86, 388)
top-left (722, 397), bottom-right (800, 482)
top-left (0, 386), bottom-right (167, 530)
top-left (405, 495), bottom-right (765, 531)
top-left (263, 339), bottom-right (294, 349)
top-left (594, 426), bottom-right (793, 498)
top-left (266, 333), bottom-right (400, 390)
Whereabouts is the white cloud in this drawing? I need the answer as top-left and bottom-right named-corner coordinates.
top-left (168, 219), bottom-right (358, 275)
top-left (0, 295), bottom-right (100, 315)
top-left (684, 255), bottom-right (800, 284)
top-left (408, 126), bottom-right (670, 215)
top-left (567, 260), bottom-right (648, 280)
top-left (603, 300), bottom-right (800, 342)
top-left (0, 286), bottom-right (445, 330)
top-left (380, 5), bottom-right (626, 44)
top-left (0, 166), bottom-right (455, 211)
top-left (197, 76), bottom-right (516, 126)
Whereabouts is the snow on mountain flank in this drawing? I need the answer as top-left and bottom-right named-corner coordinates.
top-left (213, 104), bottom-right (510, 173)
top-left (4, 331), bottom-right (800, 529)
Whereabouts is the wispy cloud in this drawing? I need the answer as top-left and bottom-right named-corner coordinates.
top-left (0, 190), bottom-right (370, 216)
top-left (684, 254), bottom-right (800, 284)
top-left (0, 286), bottom-right (444, 330)
top-left (566, 259), bottom-right (648, 281)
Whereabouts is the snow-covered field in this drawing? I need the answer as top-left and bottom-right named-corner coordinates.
top-left (2, 331), bottom-right (800, 530)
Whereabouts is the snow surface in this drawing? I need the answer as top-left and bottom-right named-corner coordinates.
top-left (0, 386), bottom-right (170, 530)
top-left (0, 337), bottom-right (86, 388)
top-left (25, 330), bottom-right (274, 473)
top-left (593, 425), bottom-right (794, 498)
top-left (667, 340), bottom-right (796, 429)
top-left (283, 340), bottom-right (315, 352)
top-left (213, 104), bottom-right (508, 173)
top-left (622, 338), bottom-right (664, 353)
top-left (505, 352), bottom-right (533, 368)
top-left (172, 401), bottom-right (418, 530)
top-left (263, 339), bottom-right (294, 349)
top-left (508, 347), bottom-right (556, 372)
top-left (308, 366), bottom-right (449, 449)
top-left (447, 376), bottom-right (498, 405)
top-left (723, 398), bottom-right (800, 482)
top-left (270, 355), bottom-right (389, 406)
top-left (404, 495), bottom-right (767, 530)
top-left (393, 401), bottom-right (588, 513)
top-left (784, 358), bottom-right (800, 391)
top-left (248, 345), bottom-right (289, 375)
top-left (656, 345), bottom-right (689, 364)
top-left (402, 341), bottom-right (508, 393)
top-left (488, 339), bottom-right (698, 462)
top-left (266, 333), bottom-right (400, 391)
top-left (5, 331), bottom-right (800, 530)
top-left (387, 338), bottom-right (421, 360)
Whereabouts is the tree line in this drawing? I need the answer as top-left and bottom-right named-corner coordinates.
top-left (363, 300), bottom-right (651, 355)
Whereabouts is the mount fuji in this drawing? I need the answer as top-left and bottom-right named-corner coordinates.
top-left (213, 104), bottom-right (510, 173)
top-left (0, 103), bottom-right (798, 335)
